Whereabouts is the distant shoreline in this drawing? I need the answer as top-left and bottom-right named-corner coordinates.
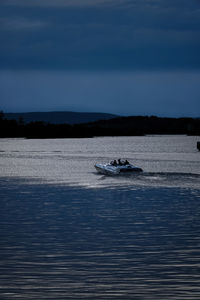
top-left (4, 111), bottom-right (118, 125)
top-left (0, 111), bottom-right (200, 138)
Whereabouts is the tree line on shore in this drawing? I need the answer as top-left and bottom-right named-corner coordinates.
top-left (0, 111), bottom-right (199, 138)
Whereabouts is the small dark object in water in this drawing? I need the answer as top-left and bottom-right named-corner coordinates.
top-left (197, 142), bottom-right (200, 151)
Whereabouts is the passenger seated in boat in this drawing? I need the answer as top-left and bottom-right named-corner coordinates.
top-left (113, 160), bottom-right (117, 166)
top-left (110, 160), bottom-right (117, 166)
top-left (118, 159), bottom-right (122, 165)
top-left (124, 159), bottom-right (129, 165)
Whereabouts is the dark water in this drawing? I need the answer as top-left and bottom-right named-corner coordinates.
top-left (1, 177), bottom-right (200, 299)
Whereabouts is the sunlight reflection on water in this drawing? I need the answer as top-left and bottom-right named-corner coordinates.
top-left (0, 136), bottom-right (200, 189)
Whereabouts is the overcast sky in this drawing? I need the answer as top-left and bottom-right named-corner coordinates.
top-left (0, 0), bottom-right (200, 116)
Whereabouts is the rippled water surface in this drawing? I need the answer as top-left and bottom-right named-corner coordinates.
top-left (0, 136), bottom-right (200, 299)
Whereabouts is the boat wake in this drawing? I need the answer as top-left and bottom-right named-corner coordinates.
top-left (95, 171), bottom-right (200, 189)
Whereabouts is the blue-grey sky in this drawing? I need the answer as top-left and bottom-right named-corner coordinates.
top-left (0, 0), bottom-right (200, 116)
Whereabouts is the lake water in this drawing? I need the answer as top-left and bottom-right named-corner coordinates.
top-left (0, 136), bottom-right (200, 299)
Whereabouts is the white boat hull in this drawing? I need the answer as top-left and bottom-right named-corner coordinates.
top-left (95, 163), bottom-right (143, 175)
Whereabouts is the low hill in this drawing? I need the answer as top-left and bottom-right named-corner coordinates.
top-left (1, 113), bottom-right (199, 138)
top-left (5, 111), bottom-right (117, 124)
top-left (85, 115), bottom-right (200, 136)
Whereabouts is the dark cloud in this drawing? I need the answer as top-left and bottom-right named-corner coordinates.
top-left (0, 0), bottom-right (200, 70)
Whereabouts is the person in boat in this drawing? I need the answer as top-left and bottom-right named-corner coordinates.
top-left (110, 160), bottom-right (117, 166)
top-left (124, 159), bottom-right (129, 165)
top-left (113, 160), bottom-right (117, 166)
top-left (118, 159), bottom-right (122, 165)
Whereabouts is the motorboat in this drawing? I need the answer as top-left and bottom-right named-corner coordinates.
top-left (94, 160), bottom-right (143, 175)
